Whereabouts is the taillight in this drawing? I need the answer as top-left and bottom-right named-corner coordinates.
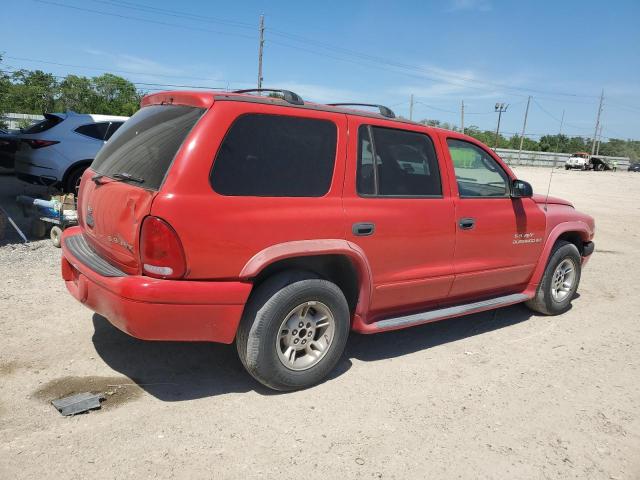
top-left (24, 139), bottom-right (60, 149)
top-left (140, 216), bottom-right (186, 279)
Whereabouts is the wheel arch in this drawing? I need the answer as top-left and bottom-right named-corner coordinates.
top-left (527, 222), bottom-right (591, 290)
top-left (61, 159), bottom-right (93, 189)
top-left (240, 240), bottom-right (373, 319)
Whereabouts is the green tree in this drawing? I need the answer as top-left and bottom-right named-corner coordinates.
top-left (92, 73), bottom-right (141, 116)
top-left (57, 74), bottom-right (97, 112)
top-left (8, 69), bottom-right (58, 114)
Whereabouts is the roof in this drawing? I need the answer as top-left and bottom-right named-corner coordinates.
top-left (141, 90), bottom-right (422, 125)
top-left (140, 89), bottom-right (482, 145)
top-left (47, 111), bottom-right (130, 122)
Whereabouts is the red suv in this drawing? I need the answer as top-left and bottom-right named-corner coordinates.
top-left (61, 89), bottom-right (595, 391)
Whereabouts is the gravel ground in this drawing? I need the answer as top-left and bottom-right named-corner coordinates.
top-left (0, 167), bottom-right (639, 479)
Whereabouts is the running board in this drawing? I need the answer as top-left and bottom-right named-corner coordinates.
top-left (373, 293), bottom-right (529, 331)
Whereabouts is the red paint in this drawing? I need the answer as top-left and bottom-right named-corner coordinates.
top-left (61, 91), bottom-right (595, 343)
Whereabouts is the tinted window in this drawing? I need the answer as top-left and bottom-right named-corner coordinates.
top-left (104, 121), bottom-right (124, 141)
top-left (23, 115), bottom-right (63, 134)
top-left (92, 105), bottom-right (204, 190)
top-left (75, 122), bottom-right (110, 140)
top-left (211, 114), bottom-right (337, 197)
top-left (447, 139), bottom-right (509, 197)
top-left (357, 125), bottom-right (441, 197)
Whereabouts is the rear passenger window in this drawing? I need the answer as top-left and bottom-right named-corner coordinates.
top-left (210, 114), bottom-right (337, 197)
top-left (75, 122), bottom-right (110, 140)
top-left (357, 125), bottom-right (442, 197)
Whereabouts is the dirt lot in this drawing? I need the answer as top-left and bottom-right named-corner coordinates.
top-left (1, 167), bottom-right (639, 479)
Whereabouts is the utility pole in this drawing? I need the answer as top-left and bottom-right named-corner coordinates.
top-left (517, 96), bottom-right (531, 163)
top-left (591, 89), bottom-right (604, 155)
top-left (461, 100), bottom-right (464, 134)
top-left (494, 102), bottom-right (508, 148)
top-left (596, 124), bottom-right (603, 155)
top-left (257, 14), bottom-right (265, 89)
top-left (409, 94), bottom-right (414, 121)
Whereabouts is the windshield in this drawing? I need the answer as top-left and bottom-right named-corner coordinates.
top-left (91, 104), bottom-right (204, 190)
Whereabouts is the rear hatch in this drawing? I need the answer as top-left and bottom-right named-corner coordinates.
top-left (78, 104), bottom-right (204, 274)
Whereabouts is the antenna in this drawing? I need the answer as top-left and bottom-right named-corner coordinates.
top-left (544, 109), bottom-right (565, 211)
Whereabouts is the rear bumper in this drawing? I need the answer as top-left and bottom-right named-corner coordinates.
top-left (61, 227), bottom-right (252, 343)
top-left (15, 155), bottom-right (62, 185)
top-left (16, 172), bottom-right (59, 187)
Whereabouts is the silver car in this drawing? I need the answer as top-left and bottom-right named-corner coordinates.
top-left (15, 112), bottom-right (128, 193)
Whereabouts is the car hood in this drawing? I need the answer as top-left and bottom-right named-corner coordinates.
top-left (531, 193), bottom-right (573, 207)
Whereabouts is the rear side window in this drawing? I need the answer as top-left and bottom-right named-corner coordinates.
top-left (23, 114), bottom-right (63, 134)
top-left (104, 121), bottom-right (124, 140)
top-left (92, 105), bottom-right (204, 190)
top-left (210, 114), bottom-right (337, 197)
top-left (357, 125), bottom-right (442, 197)
top-left (75, 122), bottom-right (110, 140)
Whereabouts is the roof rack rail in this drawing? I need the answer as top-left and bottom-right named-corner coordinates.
top-left (326, 103), bottom-right (396, 119)
top-left (233, 89), bottom-right (304, 106)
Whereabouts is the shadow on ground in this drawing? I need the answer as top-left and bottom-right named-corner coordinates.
top-left (91, 303), bottom-right (534, 401)
top-left (0, 174), bottom-right (55, 247)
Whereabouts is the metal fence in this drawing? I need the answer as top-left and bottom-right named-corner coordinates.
top-left (495, 148), bottom-right (631, 169)
top-left (2, 113), bottom-right (44, 131)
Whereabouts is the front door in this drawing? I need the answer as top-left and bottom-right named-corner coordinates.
top-left (342, 118), bottom-right (456, 317)
top-left (444, 137), bottom-right (546, 300)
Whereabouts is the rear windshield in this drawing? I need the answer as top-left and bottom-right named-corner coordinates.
top-left (91, 105), bottom-right (204, 190)
top-left (23, 114), bottom-right (64, 134)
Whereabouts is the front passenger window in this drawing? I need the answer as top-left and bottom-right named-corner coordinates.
top-left (447, 139), bottom-right (509, 198)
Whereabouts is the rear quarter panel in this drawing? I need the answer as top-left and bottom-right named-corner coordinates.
top-left (152, 101), bottom-right (349, 280)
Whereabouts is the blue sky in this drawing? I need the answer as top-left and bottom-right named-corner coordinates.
top-left (2, 0), bottom-right (640, 140)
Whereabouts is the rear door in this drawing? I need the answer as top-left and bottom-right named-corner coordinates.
top-left (342, 118), bottom-right (455, 315)
top-left (78, 104), bottom-right (204, 274)
top-left (444, 137), bottom-right (545, 300)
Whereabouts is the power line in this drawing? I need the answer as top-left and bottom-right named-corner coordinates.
top-left (532, 98), bottom-right (592, 132)
top-left (3, 55), bottom-right (250, 84)
top-left (264, 27), bottom-right (599, 98)
top-left (0, 68), bottom-right (231, 90)
top-left (32, 0), bottom-right (257, 40)
top-left (36, 0), bottom-right (604, 100)
top-left (90, 0), bottom-right (255, 29)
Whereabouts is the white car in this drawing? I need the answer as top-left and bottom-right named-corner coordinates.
top-left (565, 152), bottom-right (592, 170)
top-left (15, 112), bottom-right (129, 192)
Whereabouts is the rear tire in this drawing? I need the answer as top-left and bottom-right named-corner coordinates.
top-left (63, 165), bottom-right (88, 194)
top-left (236, 272), bottom-right (350, 391)
top-left (525, 240), bottom-right (581, 315)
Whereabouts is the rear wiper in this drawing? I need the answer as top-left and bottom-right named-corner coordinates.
top-left (112, 172), bottom-right (145, 184)
top-left (92, 172), bottom-right (144, 185)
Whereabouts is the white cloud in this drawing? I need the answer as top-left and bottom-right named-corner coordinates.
top-left (447, 0), bottom-right (492, 12)
top-left (394, 64), bottom-right (529, 101)
top-left (274, 81), bottom-right (359, 103)
top-left (82, 48), bottom-right (224, 88)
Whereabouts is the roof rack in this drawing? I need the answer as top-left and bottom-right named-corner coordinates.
top-left (233, 89), bottom-right (304, 106)
top-left (326, 103), bottom-right (396, 119)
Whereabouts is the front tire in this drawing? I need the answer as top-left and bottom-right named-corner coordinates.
top-left (526, 240), bottom-right (581, 315)
top-left (236, 272), bottom-right (350, 391)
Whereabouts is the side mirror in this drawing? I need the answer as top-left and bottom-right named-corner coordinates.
top-left (511, 179), bottom-right (533, 198)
